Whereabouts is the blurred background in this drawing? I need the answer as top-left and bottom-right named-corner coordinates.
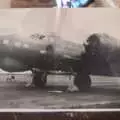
top-left (0, 0), bottom-right (119, 8)
top-left (10, 0), bottom-right (120, 8)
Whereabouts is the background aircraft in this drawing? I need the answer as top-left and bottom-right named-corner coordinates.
top-left (0, 32), bottom-right (119, 90)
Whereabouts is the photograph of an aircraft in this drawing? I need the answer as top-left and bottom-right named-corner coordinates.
top-left (0, 8), bottom-right (120, 109)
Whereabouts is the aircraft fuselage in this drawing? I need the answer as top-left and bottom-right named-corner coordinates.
top-left (0, 34), bottom-right (84, 72)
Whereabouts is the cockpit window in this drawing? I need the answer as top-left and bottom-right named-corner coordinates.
top-left (31, 33), bottom-right (46, 41)
top-left (39, 35), bottom-right (46, 39)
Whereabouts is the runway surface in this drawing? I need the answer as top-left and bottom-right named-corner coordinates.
top-left (0, 74), bottom-right (120, 109)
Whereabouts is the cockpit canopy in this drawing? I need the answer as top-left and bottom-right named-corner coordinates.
top-left (30, 33), bottom-right (46, 41)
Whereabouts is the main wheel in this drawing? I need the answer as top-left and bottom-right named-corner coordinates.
top-left (74, 74), bottom-right (91, 91)
top-left (33, 72), bottom-right (47, 88)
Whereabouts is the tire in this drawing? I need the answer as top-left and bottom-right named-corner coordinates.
top-left (74, 74), bottom-right (91, 91)
top-left (33, 72), bottom-right (47, 88)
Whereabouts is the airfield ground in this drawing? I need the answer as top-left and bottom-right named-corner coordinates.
top-left (0, 74), bottom-right (120, 108)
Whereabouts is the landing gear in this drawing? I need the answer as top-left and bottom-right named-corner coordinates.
top-left (32, 72), bottom-right (47, 88)
top-left (74, 73), bottom-right (91, 91)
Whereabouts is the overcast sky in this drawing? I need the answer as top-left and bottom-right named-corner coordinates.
top-left (0, 8), bottom-right (120, 44)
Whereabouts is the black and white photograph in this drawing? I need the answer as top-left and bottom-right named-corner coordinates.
top-left (0, 8), bottom-right (120, 109)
